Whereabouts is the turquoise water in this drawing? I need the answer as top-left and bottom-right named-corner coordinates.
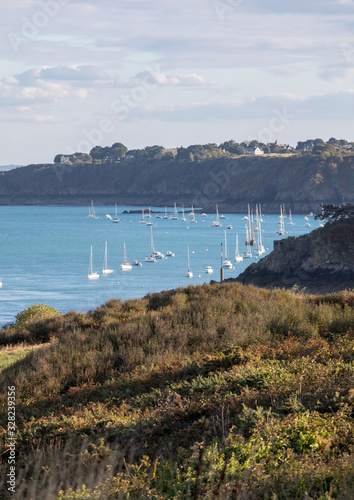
top-left (0, 206), bottom-right (319, 325)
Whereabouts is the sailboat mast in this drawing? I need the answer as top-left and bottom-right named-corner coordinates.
top-left (224, 230), bottom-right (227, 259)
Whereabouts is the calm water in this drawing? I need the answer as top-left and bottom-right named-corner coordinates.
top-left (0, 206), bottom-right (319, 325)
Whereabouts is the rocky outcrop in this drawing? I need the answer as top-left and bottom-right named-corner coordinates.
top-left (234, 218), bottom-right (354, 293)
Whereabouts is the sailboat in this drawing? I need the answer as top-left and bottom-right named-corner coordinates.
top-left (245, 204), bottom-right (256, 245)
top-left (150, 225), bottom-right (164, 259)
top-left (243, 226), bottom-right (252, 259)
top-left (139, 209), bottom-right (147, 224)
top-left (112, 203), bottom-right (119, 223)
top-left (288, 209), bottom-right (295, 225)
top-left (87, 200), bottom-right (98, 219)
top-left (102, 241), bottom-right (113, 274)
top-left (211, 204), bottom-right (222, 227)
top-left (256, 227), bottom-right (265, 256)
top-left (181, 205), bottom-right (187, 221)
top-left (146, 208), bottom-right (153, 226)
top-left (276, 205), bottom-right (285, 235)
top-left (88, 245), bottom-right (99, 279)
top-left (170, 202), bottom-right (179, 220)
top-left (120, 242), bottom-right (132, 270)
top-left (235, 233), bottom-right (243, 262)
top-left (186, 246), bottom-right (193, 277)
top-left (189, 204), bottom-right (197, 223)
top-left (145, 226), bottom-right (157, 262)
top-left (222, 231), bottom-right (233, 269)
top-left (163, 206), bottom-right (168, 219)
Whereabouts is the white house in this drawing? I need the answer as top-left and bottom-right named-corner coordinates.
top-left (60, 155), bottom-right (72, 164)
top-left (247, 146), bottom-right (264, 155)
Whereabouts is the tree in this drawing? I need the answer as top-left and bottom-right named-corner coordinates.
top-left (54, 154), bottom-right (63, 164)
top-left (15, 304), bottom-right (60, 328)
top-left (111, 142), bottom-right (128, 160)
top-left (315, 203), bottom-right (354, 222)
top-left (90, 146), bottom-right (105, 160)
top-left (312, 143), bottom-right (336, 157)
top-left (72, 153), bottom-right (92, 163)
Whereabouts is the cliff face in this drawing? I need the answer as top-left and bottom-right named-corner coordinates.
top-left (0, 154), bottom-right (353, 212)
top-left (235, 218), bottom-right (354, 293)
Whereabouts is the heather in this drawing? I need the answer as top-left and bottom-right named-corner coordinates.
top-left (0, 283), bottom-right (353, 499)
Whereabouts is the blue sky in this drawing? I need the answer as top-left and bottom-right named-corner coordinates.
top-left (1, 0), bottom-right (354, 164)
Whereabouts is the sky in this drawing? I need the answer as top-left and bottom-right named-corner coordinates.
top-left (1, 0), bottom-right (354, 165)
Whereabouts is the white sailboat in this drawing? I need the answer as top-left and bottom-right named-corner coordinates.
top-left (87, 200), bottom-right (98, 219)
top-left (146, 207), bottom-right (153, 226)
top-left (88, 245), bottom-right (99, 279)
top-left (181, 205), bottom-right (187, 221)
top-left (112, 203), bottom-right (119, 223)
top-left (235, 233), bottom-right (243, 262)
top-left (139, 209), bottom-right (147, 224)
top-left (189, 204), bottom-right (197, 223)
top-left (170, 202), bottom-right (179, 220)
top-left (288, 209), bottom-right (295, 225)
top-left (120, 242), bottom-right (132, 270)
top-left (256, 227), bottom-right (265, 256)
top-left (163, 206), bottom-right (168, 219)
top-left (102, 241), bottom-right (113, 274)
top-left (243, 226), bottom-right (252, 259)
top-left (211, 204), bottom-right (222, 227)
top-left (276, 205), bottom-right (285, 235)
top-left (186, 246), bottom-right (193, 277)
top-left (145, 226), bottom-right (157, 262)
top-left (222, 231), bottom-right (233, 269)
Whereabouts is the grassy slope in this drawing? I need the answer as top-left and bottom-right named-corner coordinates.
top-left (0, 283), bottom-right (354, 499)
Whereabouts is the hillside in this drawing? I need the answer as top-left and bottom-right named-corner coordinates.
top-left (236, 215), bottom-right (354, 293)
top-left (0, 284), bottom-right (354, 499)
top-left (0, 153), bottom-right (353, 212)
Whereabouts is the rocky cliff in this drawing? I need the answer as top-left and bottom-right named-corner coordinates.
top-left (235, 217), bottom-right (354, 293)
top-left (0, 153), bottom-right (353, 212)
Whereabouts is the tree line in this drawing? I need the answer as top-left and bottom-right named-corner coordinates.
top-left (53, 137), bottom-right (354, 164)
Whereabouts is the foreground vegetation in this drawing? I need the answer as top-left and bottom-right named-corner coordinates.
top-left (1, 283), bottom-right (354, 499)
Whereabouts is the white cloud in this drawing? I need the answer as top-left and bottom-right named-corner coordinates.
top-left (134, 70), bottom-right (215, 86)
top-left (1, 1), bottom-right (354, 163)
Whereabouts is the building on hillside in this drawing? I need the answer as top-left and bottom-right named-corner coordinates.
top-left (268, 139), bottom-right (294, 150)
top-left (247, 146), bottom-right (264, 155)
top-left (60, 155), bottom-right (72, 164)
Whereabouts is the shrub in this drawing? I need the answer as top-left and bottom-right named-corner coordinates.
top-left (15, 304), bottom-right (61, 328)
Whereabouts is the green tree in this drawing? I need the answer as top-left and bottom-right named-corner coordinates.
top-left (111, 142), bottom-right (128, 160)
top-left (15, 304), bottom-right (61, 328)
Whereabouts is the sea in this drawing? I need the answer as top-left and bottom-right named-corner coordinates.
top-left (0, 206), bottom-right (318, 326)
